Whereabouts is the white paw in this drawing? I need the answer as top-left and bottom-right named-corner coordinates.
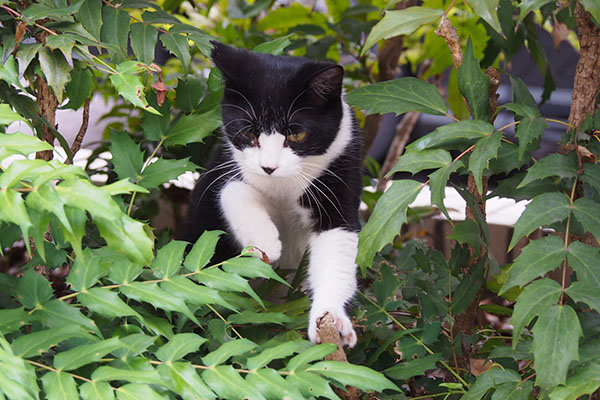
top-left (308, 309), bottom-right (357, 348)
top-left (254, 236), bottom-right (282, 263)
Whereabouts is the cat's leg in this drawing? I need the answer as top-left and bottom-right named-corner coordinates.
top-left (220, 181), bottom-right (282, 261)
top-left (307, 228), bottom-right (358, 347)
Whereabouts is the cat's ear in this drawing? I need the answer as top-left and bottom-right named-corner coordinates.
top-left (210, 41), bottom-right (240, 83)
top-left (306, 65), bottom-right (344, 102)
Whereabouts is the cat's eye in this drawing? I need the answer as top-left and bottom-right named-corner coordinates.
top-left (288, 131), bottom-right (307, 144)
top-left (243, 131), bottom-right (257, 139)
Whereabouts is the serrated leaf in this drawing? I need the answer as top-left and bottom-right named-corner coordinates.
top-left (38, 47), bottom-right (71, 103)
top-left (80, 287), bottom-right (141, 319)
top-left (142, 9), bottom-right (181, 24)
top-left (0, 104), bottom-right (25, 125)
top-left (515, 117), bottom-right (547, 160)
top-left (157, 362), bottom-right (216, 400)
top-left (184, 230), bottom-right (223, 271)
top-left (11, 325), bottom-right (92, 358)
top-left (161, 32), bottom-right (191, 74)
top-left (387, 149), bottom-right (452, 176)
top-left (245, 341), bottom-right (307, 370)
top-left (286, 371), bottom-right (341, 400)
top-left (37, 299), bottom-right (101, 337)
top-left (452, 258), bottom-right (485, 314)
top-left (160, 275), bottom-right (237, 311)
top-left (458, 38), bottom-right (490, 121)
top-left (429, 160), bottom-right (463, 220)
top-left (139, 157), bottom-right (196, 189)
top-left (509, 74), bottom-right (538, 112)
top-left (54, 337), bottom-right (122, 371)
top-left (566, 282), bottom-right (600, 314)
top-left (109, 131), bottom-right (144, 182)
top-left (0, 132), bottom-right (53, 160)
top-left (92, 364), bottom-right (161, 384)
top-left (465, 0), bottom-right (501, 32)
top-left (101, 6), bottom-right (130, 63)
top-left (0, 307), bottom-right (31, 334)
top-left (307, 361), bottom-right (400, 392)
top-left (532, 305), bottom-right (582, 390)
top-left (503, 102), bottom-right (540, 118)
top-left (202, 365), bottom-right (266, 400)
top-left (286, 343), bottom-right (337, 372)
top-left (16, 43), bottom-right (42, 77)
top-left (384, 354), bottom-right (443, 380)
top-left (76, 0), bottom-right (102, 40)
top-left (108, 259), bottom-right (143, 284)
top-left (492, 381), bottom-right (533, 400)
top-left (228, 310), bottom-right (293, 326)
top-left (509, 192), bottom-right (571, 251)
top-left (109, 61), bottom-right (158, 114)
top-left (581, 163), bottom-right (600, 195)
top-left (567, 241), bottom-right (600, 287)
top-left (14, 268), bottom-right (52, 309)
top-left (510, 278), bottom-right (562, 347)
top-left (156, 333), bottom-right (207, 362)
top-left (549, 362), bottom-right (600, 400)
top-left (462, 368), bottom-right (521, 400)
top-left (346, 77), bottom-right (447, 116)
top-left (518, 0), bottom-right (551, 21)
top-left (164, 108), bottom-right (221, 148)
top-left (130, 23), bottom-right (157, 65)
top-left (45, 34), bottom-right (75, 67)
top-left (572, 197), bottom-right (600, 238)
top-left (66, 248), bottom-right (107, 291)
top-left (469, 131), bottom-right (502, 193)
top-left (25, 185), bottom-right (72, 241)
top-left (501, 235), bottom-right (566, 293)
top-left (408, 120), bottom-right (494, 151)
top-left (101, 179), bottom-right (149, 195)
top-left (23, 1), bottom-right (83, 20)
top-left (201, 338), bottom-right (257, 366)
top-left (518, 153), bottom-right (578, 188)
top-left (41, 371), bottom-right (78, 400)
top-left (115, 384), bottom-right (161, 400)
top-left (175, 77), bottom-right (204, 113)
top-left (95, 215), bottom-right (154, 266)
top-left (0, 336), bottom-right (40, 399)
top-left (79, 381), bottom-right (115, 400)
top-left (64, 67), bottom-right (93, 110)
top-left (151, 240), bottom-right (187, 278)
top-left (114, 334), bottom-right (155, 358)
top-left (195, 268), bottom-right (264, 307)
top-left (246, 368), bottom-right (305, 400)
top-left (253, 35), bottom-right (293, 55)
top-left (1, 159), bottom-right (47, 189)
top-left (357, 180), bottom-right (422, 270)
top-left (447, 219), bottom-right (483, 248)
top-left (223, 256), bottom-right (289, 286)
top-left (361, 7), bottom-right (443, 55)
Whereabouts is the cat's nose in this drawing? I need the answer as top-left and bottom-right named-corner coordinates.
top-left (262, 166), bottom-right (276, 175)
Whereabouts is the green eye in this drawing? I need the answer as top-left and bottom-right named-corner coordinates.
top-left (288, 131), bottom-right (307, 143)
top-left (244, 131), bottom-right (257, 139)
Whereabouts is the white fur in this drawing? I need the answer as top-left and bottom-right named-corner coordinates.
top-left (220, 102), bottom-right (358, 345)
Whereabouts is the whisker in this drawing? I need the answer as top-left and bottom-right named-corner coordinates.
top-left (227, 88), bottom-right (258, 120)
top-left (221, 103), bottom-right (254, 120)
top-left (286, 87), bottom-right (309, 122)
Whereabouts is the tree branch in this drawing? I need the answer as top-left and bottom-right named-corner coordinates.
top-left (67, 97), bottom-right (91, 164)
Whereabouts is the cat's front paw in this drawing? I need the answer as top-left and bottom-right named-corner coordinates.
top-left (308, 309), bottom-right (357, 348)
top-left (254, 236), bottom-right (282, 263)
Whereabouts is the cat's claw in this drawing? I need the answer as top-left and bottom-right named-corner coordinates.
top-left (308, 310), bottom-right (357, 348)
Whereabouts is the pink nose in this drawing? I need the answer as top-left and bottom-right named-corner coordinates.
top-left (262, 166), bottom-right (276, 175)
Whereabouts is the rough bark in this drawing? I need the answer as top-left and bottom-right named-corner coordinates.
top-left (35, 74), bottom-right (58, 161)
top-left (67, 98), bottom-right (91, 164)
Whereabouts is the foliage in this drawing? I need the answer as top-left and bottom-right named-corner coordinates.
top-left (0, 0), bottom-right (599, 399)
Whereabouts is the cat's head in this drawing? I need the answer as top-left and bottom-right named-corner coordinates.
top-left (211, 41), bottom-right (347, 178)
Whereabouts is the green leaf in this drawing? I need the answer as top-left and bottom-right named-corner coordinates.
top-left (0, 307), bottom-right (31, 334)
top-left (346, 77), bottom-right (447, 116)
top-left (79, 287), bottom-right (142, 319)
top-left (203, 365), bottom-right (266, 400)
top-left (501, 235), bottom-right (566, 293)
top-left (223, 256), bottom-right (289, 286)
top-left (465, 0), bottom-right (501, 32)
top-left (509, 192), bottom-right (571, 251)
top-left (160, 32), bottom-right (191, 74)
top-left (108, 258), bottom-right (144, 284)
top-left (458, 38), bottom-right (490, 121)
top-left (139, 157), bottom-right (195, 189)
top-left (384, 354), bottom-right (443, 380)
top-left (109, 61), bottom-right (158, 114)
top-left (518, 0), bottom-right (552, 21)
top-left (77, 0), bottom-right (103, 40)
top-left (2, 159), bottom-right (47, 189)
top-left (0, 335), bottom-right (40, 399)
top-left (38, 47), bottom-right (71, 103)
top-left (581, 163), bottom-right (600, 195)
top-left (156, 333), bottom-right (207, 362)
top-left (151, 240), bottom-right (187, 278)
top-left (510, 278), bottom-right (562, 347)
top-left (157, 362), bottom-right (216, 400)
top-left (160, 275), bottom-right (237, 311)
top-left (0, 104), bottom-right (25, 125)
top-left (101, 179), bottom-right (149, 195)
top-left (201, 339), bottom-right (257, 366)
top-left (109, 131), bottom-right (144, 182)
top-left (23, 1), bottom-right (83, 20)
top-left (184, 230), bottom-right (223, 272)
top-left (452, 258), bottom-right (485, 314)
top-left (245, 341), bottom-right (307, 370)
top-left (572, 197), bottom-right (600, 238)
top-left (95, 215), bottom-right (154, 266)
top-left (92, 364), bottom-right (161, 384)
top-left (66, 248), bottom-right (107, 291)
top-left (515, 117), bottom-right (547, 160)
top-left (64, 67), bottom-right (93, 110)
top-left (549, 362), bottom-right (600, 400)
top-left (175, 77), bottom-right (204, 113)
top-left (286, 343), bottom-right (337, 372)
top-left (429, 160), bottom-right (463, 220)
top-left (532, 305), bottom-right (583, 390)
top-left (16, 43), bottom-right (42, 77)
top-left (228, 310), bottom-right (293, 326)
top-left (357, 180), bottom-right (422, 271)
top-left (253, 35), bottom-right (293, 55)
top-left (141, 9), bottom-right (181, 24)
top-left (54, 337), bottom-right (122, 371)
top-left (115, 384), bottom-right (161, 400)
top-left (256, 4), bottom-right (316, 31)
top-left (14, 268), bottom-right (52, 309)
top-left (518, 153), bottom-right (578, 188)
top-left (164, 108), bottom-right (221, 148)
top-left (387, 149), bottom-right (452, 176)
top-left (195, 268), bottom-right (264, 307)
top-left (286, 371), bottom-right (340, 400)
top-left (503, 102), bottom-right (540, 118)
top-left (361, 7), bottom-right (443, 55)
top-left (42, 371), bottom-right (78, 400)
top-left (567, 241), bottom-right (600, 287)
top-left (37, 299), bottom-right (101, 337)
top-left (462, 368), bottom-right (521, 400)
top-left (325, 0), bottom-right (350, 21)
top-left (509, 74), bottom-right (538, 112)
top-left (492, 381), bottom-right (533, 400)
top-left (307, 361), bottom-right (400, 392)
top-left (566, 282), bottom-right (600, 314)
top-left (11, 325), bottom-right (92, 358)
top-left (100, 5), bottom-right (130, 63)
top-left (0, 132), bottom-right (53, 160)
top-left (130, 23), bottom-right (157, 65)
top-left (447, 219), bottom-right (484, 248)
top-left (246, 368), bottom-right (304, 400)
top-left (408, 120), bottom-right (494, 151)
top-left (580, 0), bottom-right (600, 25)
top-left (468, 131), bottom-right (502, 193)
top-left (79, 381), bottom-right (115, 399)
top-left (45, 34), bottom-right (76, 66)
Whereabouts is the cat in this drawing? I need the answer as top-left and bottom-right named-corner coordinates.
top-left (184, 42), bottom-right (362, 347)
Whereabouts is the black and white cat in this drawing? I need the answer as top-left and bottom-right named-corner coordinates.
top-left (185, 42), bottom-right (362, 347)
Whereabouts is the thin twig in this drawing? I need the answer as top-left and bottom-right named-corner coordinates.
top-left (67, 97), bottom-right (91, 164)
